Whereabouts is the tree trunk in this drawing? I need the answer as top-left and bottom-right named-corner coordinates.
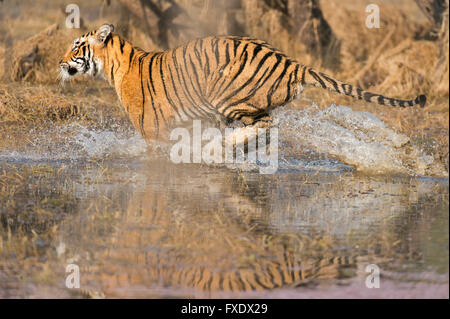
top-left (287, 0), bottom-right (340, 69)
top-left (242, 0), bottom-right (340, 69)
top-left (116, 0), bottom-right (242, 49)
top-left (434, 0), bottom-right (449, 94)
top-left (415, 0), bottom-right (447, 31)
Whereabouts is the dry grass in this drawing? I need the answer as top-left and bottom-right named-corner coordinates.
top-left (322, 3), bottom-right (448, 103)
top-left (0, 83), bottom-right (81, 123)
top-left (11, 24), bottom-right (73, 83)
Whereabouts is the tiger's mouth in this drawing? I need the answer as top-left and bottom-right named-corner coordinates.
top-left (59, 58), bottom-right (90, 80)
top-left (60, 62), bottom-right (81, 75)
top-left (59, 63), bottom-right (76, 80)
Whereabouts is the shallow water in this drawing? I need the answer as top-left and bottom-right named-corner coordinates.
top-left (0, 104), bottom-right (445, 175)
top-left (0, 105), bottom-right (448, 298)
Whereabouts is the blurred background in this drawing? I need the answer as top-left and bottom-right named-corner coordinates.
top-left (0, 0), bottom-right (448, 95)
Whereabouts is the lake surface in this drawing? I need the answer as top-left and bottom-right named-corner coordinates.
top-left (0, 157), bottom-right (448, 298)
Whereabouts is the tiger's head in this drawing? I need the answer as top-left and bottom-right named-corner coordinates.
top-left (59, 24), bottom-right (114, 81)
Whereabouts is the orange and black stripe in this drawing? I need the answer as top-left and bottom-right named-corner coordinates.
top-left (61, 28), bottom-right (427, 140)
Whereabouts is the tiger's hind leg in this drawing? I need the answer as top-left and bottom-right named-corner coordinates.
top-left (240, 112), bottom-right (272, 128)
top-left (206, 111), bottom-right (272, 157)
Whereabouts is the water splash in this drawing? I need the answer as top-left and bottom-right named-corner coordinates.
top-left (271, 104), bottom-right (446, 176)
top-left (69, 123), bottom-right (148, 159)
top-left (0, 105), bottom-right (446, 176)
top-left (0, 123), bottom-right (148, 163)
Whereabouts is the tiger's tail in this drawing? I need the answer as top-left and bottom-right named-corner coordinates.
top-left (300, 66), bottom-right (427, 108)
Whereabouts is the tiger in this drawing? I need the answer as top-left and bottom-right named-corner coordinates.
top-left (59, 24), bottom-right (427, 142)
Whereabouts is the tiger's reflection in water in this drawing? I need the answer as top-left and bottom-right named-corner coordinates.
top-left (67, 162), bottom-right (361, 297)
top-left (66, 160), bottom-right (440, 298)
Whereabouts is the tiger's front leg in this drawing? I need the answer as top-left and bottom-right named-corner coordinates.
top-left (223, 119), bottom-right (271, 148)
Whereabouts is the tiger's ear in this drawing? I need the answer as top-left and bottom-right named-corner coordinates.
top-left (96, 24), bottom-right (114, 43)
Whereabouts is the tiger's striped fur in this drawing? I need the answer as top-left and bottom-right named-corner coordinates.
top-left (60, 24), bottom-right (426, 141)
